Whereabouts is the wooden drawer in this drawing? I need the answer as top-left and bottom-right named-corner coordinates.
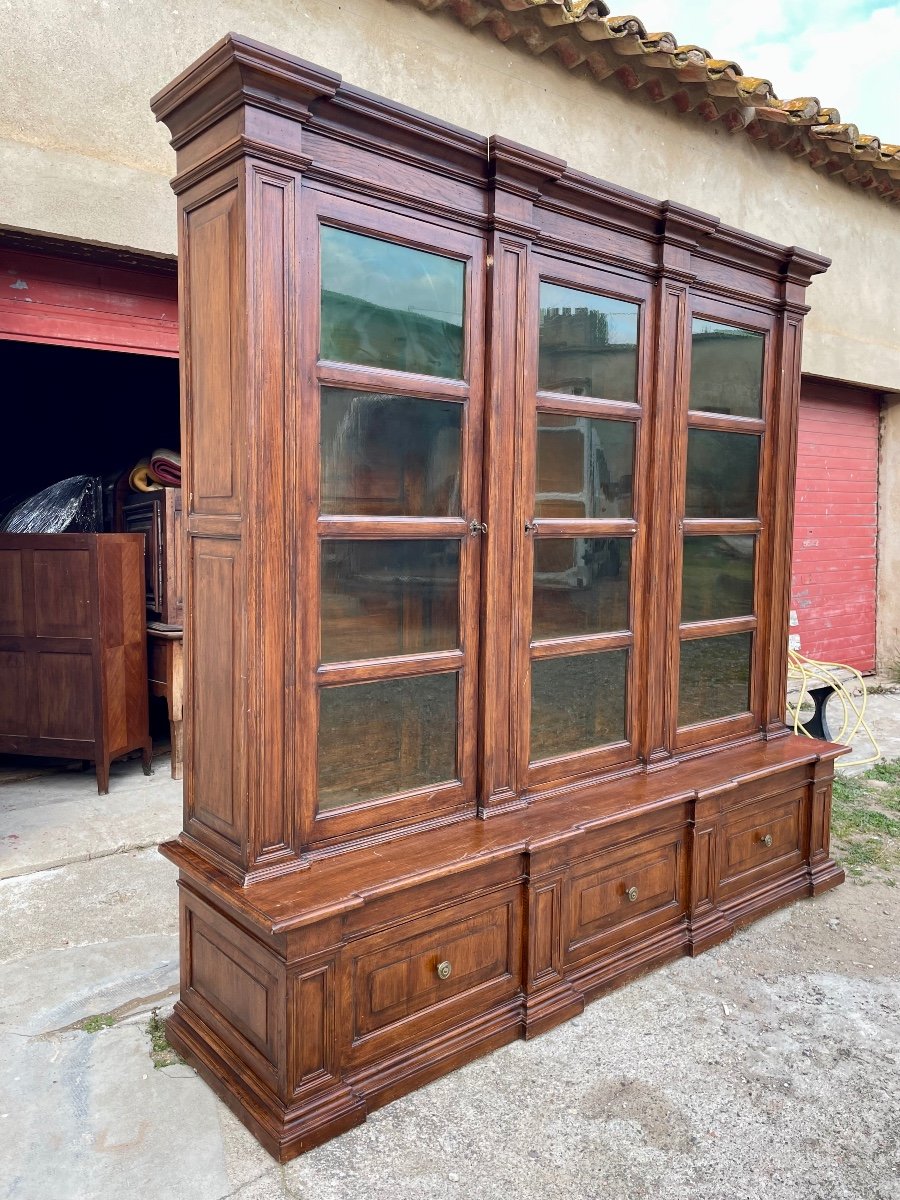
top-left (348, 889), bottom-right (520, 1052)
top-left (717, 789), bottom-right (806, 897)
top-left (563, 829), bottom-right (687, 966)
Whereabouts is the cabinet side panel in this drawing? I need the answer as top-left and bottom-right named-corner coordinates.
top-left (247, 168), bottom-right (292, 862)
top-left (0, 549), bottom-right (25, 636)
top-left (33, 549), bottom-right (92, 638)
top-left (186, 189), bottom-right (241, 514)
top-left (0, 651), bottom-right (29, 736)
top-left (98, 538), bottom-right (148, 754)
top-left (188, 539), bottom-right (245, 854)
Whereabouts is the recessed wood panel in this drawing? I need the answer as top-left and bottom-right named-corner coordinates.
top-left (353, 901), bottom-right (514, 1039)
top-left (0, 550), bottom-right (25, 636)
top-left (36, 652), bottom-right (93, 740)
top-left (717, 792), bottom-right (805, 895)
top-left (290, 965), bottom-right (334, 1093)
top-left (33, 549), bottom-right (92, 638)
top-left (0, 651), bottom-right (30, 736)
top-left (188, 191), bottom-right (239, 510)
top-left (564, 833), bottom-right (685, 963)
top-left (191, 542), bottom-right (241, 843)
top-left (190, 917), bottom-right (271, 1056)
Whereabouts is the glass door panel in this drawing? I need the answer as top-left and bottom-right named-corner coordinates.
top-left (536, 416), bottom-right (634, 517)
top-left (526, 271), bottom-right (644, 776)
top-left (685, 428), bottom-right (759, 518)
top-left (307, 200), bottom-right (482, 836)
top-left (681, 536), bottom-right (755, 624)
top-left (321, 388), bottom-right (463, 517)
top-left (321, 539), bottom-right (460, 663)
top-left (319, 673), bottom-right (458, 810)
top-left (677, 309), bottom-right (768, 740)
top-left (678, 633), bottom-right (752, 727)
top-left (689, 319), bottom-right (764, 418)
top-left (538, 282), bottom-right (639, 403)
top-left (320, 226), bottom-right (465, 378)
top-left (532, 537), bottom-right (631, 639)
top-left (530, 649), bottom-right (628, 761)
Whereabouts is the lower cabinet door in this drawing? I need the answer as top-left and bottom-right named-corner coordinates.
top-left (716, 788), bottom-right (807, 898)
top-left (345, 886), bottom-right (521, 1064)
top-left (562, 828), bottom-right (688, 967)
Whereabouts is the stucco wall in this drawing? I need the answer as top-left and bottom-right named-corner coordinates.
top-left (2, 0), bottom-right (899, 391)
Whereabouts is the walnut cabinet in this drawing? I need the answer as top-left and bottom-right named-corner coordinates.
top-left (152, 35), bottom-right (845, 1160)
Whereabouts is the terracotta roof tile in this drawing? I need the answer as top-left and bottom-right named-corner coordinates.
top-left (403, 0), bottom-right (899, 203)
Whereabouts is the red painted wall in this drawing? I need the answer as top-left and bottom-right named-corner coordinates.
top-left (791, 378), bottom-right (880, 672)
top-left (1, 249), bottom-right (178, 356)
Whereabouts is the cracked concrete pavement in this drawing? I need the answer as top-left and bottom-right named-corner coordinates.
top-left (1, 738), bottom-right (899, 1200)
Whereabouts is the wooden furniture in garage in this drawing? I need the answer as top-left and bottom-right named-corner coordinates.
top-left (152, 35), bottom-right (845, 1161)
top-left (120, 488), bottom-right (185, 777)
top-left (0, 533), bottom-right (151, 792)
top-left (147, 623), bottom-right (184, 779)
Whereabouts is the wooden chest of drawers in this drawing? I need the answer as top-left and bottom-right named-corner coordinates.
top-left (0, 533), bottom-right (151, 792)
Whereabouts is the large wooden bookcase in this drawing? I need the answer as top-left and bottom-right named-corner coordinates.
top-left (152, 34), bottom-right (845, 1160)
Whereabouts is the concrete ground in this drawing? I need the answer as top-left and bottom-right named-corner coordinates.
top-left (2, 717), bottom-right (899, 1200)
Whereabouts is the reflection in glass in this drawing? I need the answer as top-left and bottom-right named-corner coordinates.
top-left (681, 536), bottom-right (755, 624)
top-left (318, 673), bottom-right (457, 810)
top-left (320, 227), bottom-right (464, 378)
top-left (321, 389), bottom-right (462, 516)
top-left (530, 649), bottom-right (627, 761)
top-left (690, 319), bottom-right (764, 418)
top-left (535, 416), bottom-right (634, 518)
top-left (532, 538), bottom-right (631, 640)
top-left (321, 540), bottom-right (459, 662)
top-left (685, 429), bottom-right (759, 519)
top-left (678, 633), bottom-right (752, 727)
top-left (538, 283), bottom-right (639, 403)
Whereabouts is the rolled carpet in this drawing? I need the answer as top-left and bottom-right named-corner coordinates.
top-left (149, 448), bottom-right (181, 486)
top-left (130, 458), bottom-right (162, 492)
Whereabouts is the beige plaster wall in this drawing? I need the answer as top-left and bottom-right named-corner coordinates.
top-left (2, 0), bottom-right (899, 391)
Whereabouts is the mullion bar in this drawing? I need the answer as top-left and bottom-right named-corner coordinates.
top-left (531, 519), bottom-right (637, 538)
top-left (530, 630), bottom-right (632, 658)
top-left (317, 649), bottom-right (464, 685)
top-left (687, 411), bottom-right (765, 435)
top-left (318, 516), bottom-right (469, 539)
top-left (679, 614), bottom-right (757, 640)
top-left (317, 359), bottom-right (470, 401)
top-left (682, 518), bottom-right (761, 536)
top-left (536, 392), bottom-right (641, 421)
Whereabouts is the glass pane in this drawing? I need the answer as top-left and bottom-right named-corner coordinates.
top-left (681, 536), bottom-right (755, 624)
top-left (535, 415), bottom-right (634, 518)
top-left (539, 282), bottom-right (639, 403)
top-left (318, 673), bottom-right (457, 810)
top-left (690, 319), bottom-right (764, 418)
top-left (685, 429), bottom-right (759, 519)
top-left (532, 538), bottom-right (631, 640)
top-left (678, 633), bottom-right (752, 727)
top-left (321, 389), bottom-right (462, 516)
top-left (320, 226), bottom-right (464, 378)
top-left (321, 540), bottom-right (459, 662)
top-left (530, 649), bottom-right (627, 762)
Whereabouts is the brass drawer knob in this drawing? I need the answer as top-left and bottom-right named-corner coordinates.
top-left (436, 960), bottom-right (452, 980)
top-left (625, 886), bottom-right (639, 903)
top-left (760, 833), bottom-right (773, 848)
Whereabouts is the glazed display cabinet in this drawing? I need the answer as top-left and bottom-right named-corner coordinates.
top-left (152, 35), bottom-right (845, 1160)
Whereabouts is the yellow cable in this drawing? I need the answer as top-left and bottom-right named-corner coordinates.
top-left (786, 648), bottom-right (881, 769)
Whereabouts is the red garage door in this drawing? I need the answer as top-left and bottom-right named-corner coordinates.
top-left (791, 377), bottom-right (880, 671)
top-left (1, 239), bottom-right (177, 356)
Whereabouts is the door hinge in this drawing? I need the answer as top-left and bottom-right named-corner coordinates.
top-left (469, 519), bottom-right (487, 536)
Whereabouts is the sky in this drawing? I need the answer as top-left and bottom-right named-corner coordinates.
top-left (626, 0), bottom-right (900, 141)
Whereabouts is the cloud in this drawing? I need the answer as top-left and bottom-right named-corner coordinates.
top-left (627, 1), bottom-right (900, 140)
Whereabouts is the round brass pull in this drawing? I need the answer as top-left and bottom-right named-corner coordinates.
top-left (760, 833), bottom-right (773, 848)
top-left (436, 960), bottom-right (452, 980)
top-left (625, 886), bottom-right (639, 903)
